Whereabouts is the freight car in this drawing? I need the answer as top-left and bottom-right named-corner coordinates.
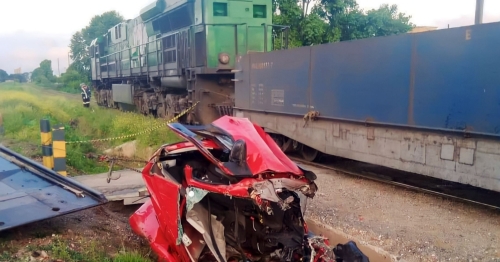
top-left (232, 21), bottom-right (500, 193)
top-left (89, 0), bottom-right (288, 125)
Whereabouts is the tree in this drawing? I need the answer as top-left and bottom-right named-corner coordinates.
top-left (69, 11), bottom-right (124, 80)
top-left (364, 4), bottom-right (414, 37)
top-left (273, 0), bottom-right (414, 47)
top-left (69, 31), bottom-right (87, 76)
top-left (0, 69), bottom-right (7, 82)
top-left (32, 59), bottom-right (55, 84)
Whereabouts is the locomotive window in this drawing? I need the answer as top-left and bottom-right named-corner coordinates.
top-left (115, 24), bottom-right (122, 39)
top-left (163, 34), bottom-right (176, 49)
top-left (152, 5), bottom-right (194, 34)
top-left (253, 5), bottom-right (266, 18)
top-left (165, 50), bottom-right (177, 63)
top-left (89, 46), bottom-right (94, 58)
top-left (213, 2), bottom-right (227, 16)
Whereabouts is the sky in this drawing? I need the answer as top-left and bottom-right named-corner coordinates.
top-left (0, 0), bottom-right (499, 75)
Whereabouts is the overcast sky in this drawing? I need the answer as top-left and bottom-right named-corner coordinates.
top-left (0, 0), bottom-right (499, 74)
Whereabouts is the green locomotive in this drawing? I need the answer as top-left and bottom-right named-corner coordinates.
top-left (90, 0), bottom-right (288, 125)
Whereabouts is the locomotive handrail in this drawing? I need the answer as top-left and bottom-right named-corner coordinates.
top-left (95, 21), bottom-right (290, 76)
top-left (96, 22), bottom-right (285, 60)
top-left (98, 23), bottom-right (248, 60)
top-left (201, 23), bottom-right (247, 26)
top-left (262, 23), bottom-right (291, 51)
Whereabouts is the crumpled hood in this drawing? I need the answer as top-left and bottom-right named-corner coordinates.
top-left (211, 116), bottom-right (303, 176)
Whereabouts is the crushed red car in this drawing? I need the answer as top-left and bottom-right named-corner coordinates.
top-left (129, 116), bottom-right (369, 262)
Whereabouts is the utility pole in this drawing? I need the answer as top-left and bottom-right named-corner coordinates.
top-left (475, 0), bottom-right (484, 25)
top-left (58, 59), bottom-right (60, 77)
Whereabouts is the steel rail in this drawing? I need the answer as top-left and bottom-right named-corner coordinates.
top-left (288, 156), bottom-right (500, 211)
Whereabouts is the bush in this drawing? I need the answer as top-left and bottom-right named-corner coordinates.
top-left (58, 69), bottom-right (89, 93)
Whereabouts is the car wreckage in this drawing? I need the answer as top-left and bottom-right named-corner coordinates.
top-left (129, 116), bottom-right (369, 262)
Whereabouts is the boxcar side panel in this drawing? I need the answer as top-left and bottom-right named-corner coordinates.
top-left (412, 23), bottom-right (500, 135)
top-left (243, 47), bottom-right (312, 115)
top-left (235, 21), bottom-right (500, 138)
top-left (310, 34), bottom-right (412, 124)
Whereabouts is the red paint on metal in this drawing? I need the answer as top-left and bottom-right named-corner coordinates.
top-left (133, 162), bottom-right (191, 262)
top-left (129, 199), bottom-right (182, 262)
top-left (165, 140), bottom-right (220, 152)
top-left (184, 165), bottom-right (310, 198)
top-left (142, 163), bottom-right (181, 243)
top-left (213, 116), bottom-right (304, 176)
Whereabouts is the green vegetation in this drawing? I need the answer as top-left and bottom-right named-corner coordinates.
top-left (0, 236), bottom-right (152, 262)
top-left (273, 0), bottom-right (414, 47)
top-left (114, 252), bottom-right (152, 262)
top-left (69, 11), bottom-right (124, 81)
top-left (38, 237), bottom-right (151, 262)
top-left (0, 69), bottom-right (7, 82)
top-left (0, 82), bottom-right (181, 175)
top-left (32, 59), bottom-right (57, 86)
top-left (0, 68), bottom-right (30, 84)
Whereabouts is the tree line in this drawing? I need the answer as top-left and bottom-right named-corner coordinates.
top-left (20, 0), bottom-right (414, 92)
top-left (0, 69), bottom-right (29, 83)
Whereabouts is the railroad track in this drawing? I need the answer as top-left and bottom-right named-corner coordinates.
top-left (288, 155), bottom-right (500, 211)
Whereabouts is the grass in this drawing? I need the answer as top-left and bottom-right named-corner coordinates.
top-left (43, 237), bottom-right (151, 262)
top-left (38, 81), bottom-right (82, 94)
top-left (0, 82), bottom-right (181, 174)
top-left (9, 236), bottom-right (153, 262)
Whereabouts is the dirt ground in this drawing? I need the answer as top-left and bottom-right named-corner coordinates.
top-left (0, 202), bottom-right (154, 262)
top-left (304, 165), bottom-right (500, 262)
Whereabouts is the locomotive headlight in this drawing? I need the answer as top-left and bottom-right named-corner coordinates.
top-left (219, 53), bottom-right (230, 64)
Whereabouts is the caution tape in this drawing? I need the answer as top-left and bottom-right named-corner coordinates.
top-left (66, 101), bottom-right (199, 144)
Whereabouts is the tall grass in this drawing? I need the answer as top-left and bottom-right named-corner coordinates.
top-left (0, 82), bottom-right (181, 174)
top-left (19, 236), bottom-right (153, 262)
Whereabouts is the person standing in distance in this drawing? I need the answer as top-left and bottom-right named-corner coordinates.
top-left (81, 83), bottom-right (91, 108)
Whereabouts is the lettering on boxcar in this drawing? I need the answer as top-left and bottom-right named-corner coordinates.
top-left (292, 104), bottom-right (315, 109)
top-left (271, 89), bottom-right (284, 106)
top-left (258, 84), bottom-right (265, 105)
top-left (250, 84), bottom-right (256, 105)
top-left (251, 62), bottom-right (274, 69)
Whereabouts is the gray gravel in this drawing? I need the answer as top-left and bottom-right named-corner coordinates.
top-left (302, 164), bottom-right (500, 262)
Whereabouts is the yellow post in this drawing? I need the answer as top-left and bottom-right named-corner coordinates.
top-left (0, 113), bottom-right (4, 136)
top-left (40, 119), bottom-right (54, 169)
top-left (52, 124), bottom-right (67, 176)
